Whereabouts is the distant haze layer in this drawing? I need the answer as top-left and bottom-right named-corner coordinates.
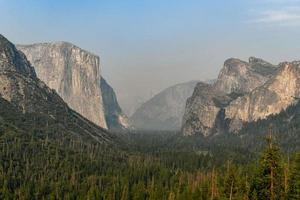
top-left (2, 0), bottom-right (300, 114)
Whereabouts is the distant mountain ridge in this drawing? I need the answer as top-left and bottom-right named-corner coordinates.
top-left (130, 81), bottom-right (200, 131)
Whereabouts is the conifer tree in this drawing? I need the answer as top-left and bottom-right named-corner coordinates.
top-left (223, 165), bottom-right (238, 200)
top-left (250, 129), bottom-right (284, 200)
top-left (288, 152), bottom-right (300, 199)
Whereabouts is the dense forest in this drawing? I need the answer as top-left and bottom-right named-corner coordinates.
top-left (1, 115), bottom-right (300, 200)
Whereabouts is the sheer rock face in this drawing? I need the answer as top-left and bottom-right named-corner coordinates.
top-left (182, 57), bottom-right (278, 137)
top-left (182, 82), bottom-right (237, 136)
top-left (225, 62), bottom-right (300, 132)
top-left (0, 34), bottom-right (112, 143)
top-left (17, 42), bottom-right (108, 129)
top-left (182, 83), bottom-right (222, 136)
top-left (130, 81), bottom-right (198, 131)
top-left (100, 77), bottom-right (130, 130)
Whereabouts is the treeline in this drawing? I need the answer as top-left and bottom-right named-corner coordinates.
top-left (1, 124), bottom-right (300, 199)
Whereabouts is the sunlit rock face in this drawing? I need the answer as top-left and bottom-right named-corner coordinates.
top-left (17, 42), bottom-right (108, 128)
top-left (0, 34), bottom-right (51, 113)
top-left (182, 82), bottom-right (228, 137)
top-left (225, 62), bottom-right (300, 132)
top-left (0, 34), bottom-right (113, 143)
top-left (131, 81), bottom-right (199, 131)
top-left (182, 57), bottom-right (278, 137)
top-left (0, 34), bottom-right (62, 120)
top-left (0, 35), bottom-right (68, 117)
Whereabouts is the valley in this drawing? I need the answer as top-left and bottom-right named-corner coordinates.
top-left (1, 31), bottom-right (300, 199)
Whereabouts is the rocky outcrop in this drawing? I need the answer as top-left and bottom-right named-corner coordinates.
top-left (0, 34), bottom-right (112, 143)
top-left (225, 61), bottom-right (300, 132)
top-left (100, 77), bottom-right (130, 130)
top-left (131, 81), bottom-right (199, 131)
top-left (213, 57), bottom-right (276, 94)
top-left (182, 57), bottom-right (278, 137)
top-left (181, 82), bottom-right (243, 136)
top-left (0, 35), bottom-right (36, 77)
top-left (182, 83), bottom-right (225, 136)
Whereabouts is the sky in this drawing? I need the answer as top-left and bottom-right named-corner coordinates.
top-left (1, 0), bottom-right (300, 115)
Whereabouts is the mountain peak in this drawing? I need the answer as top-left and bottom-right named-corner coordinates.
top-left (0, 34), bottom-right (36, 77)
top-left (214, 57), bottom-right (273, 94)
top-left (223, 58), bottom-right (247, 67)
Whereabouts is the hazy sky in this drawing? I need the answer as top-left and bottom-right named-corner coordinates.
top-left (2, 0), bottom-right (300, 115)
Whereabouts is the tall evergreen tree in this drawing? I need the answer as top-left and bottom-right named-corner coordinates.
top-left (288, 153), bottom-right (300, 199)
top-left (250, 132), bottom-right (284, 200)
top-left (223, 163), bottom-right (239, 199)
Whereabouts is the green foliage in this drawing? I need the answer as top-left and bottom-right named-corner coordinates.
top-left (250, 136), bottom-right (284, 200)
top-left (288, 153), bottom-right (300, 199)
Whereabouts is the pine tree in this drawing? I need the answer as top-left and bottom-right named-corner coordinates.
top-left (251, 130), bottom-right (284, 200)
top-left (223, 163), bottom-right (239, 199)
top-left (288, 152), bottom-right (300, 199)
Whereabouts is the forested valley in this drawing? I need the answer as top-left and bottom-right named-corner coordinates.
top-left (1, 115), bottom-right (300, 200)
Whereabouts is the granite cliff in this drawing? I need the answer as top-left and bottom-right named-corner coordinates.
top-left (182, 57), bottom-right (278, 136)
top-left (17, 42), bottom-right (129, 130)
top-left (226, 61), bottom-right (300, 132)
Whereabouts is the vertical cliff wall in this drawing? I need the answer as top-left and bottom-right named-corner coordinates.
top-left (17, 42), bottom-right (108, 128)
